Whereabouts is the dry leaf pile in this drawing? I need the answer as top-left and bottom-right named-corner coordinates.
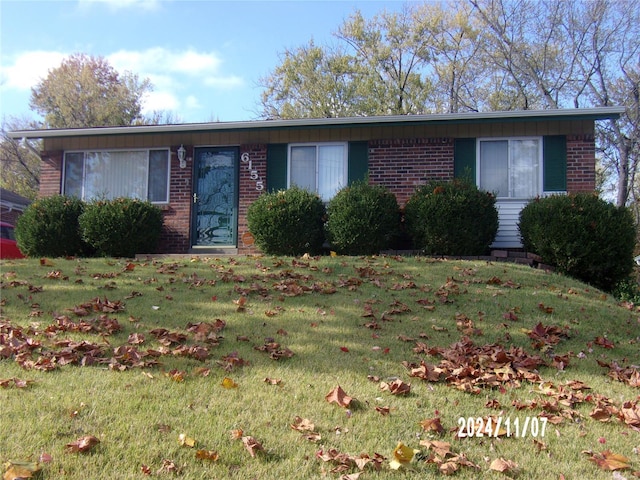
top-left (1, 257), bottom-right (639, 478)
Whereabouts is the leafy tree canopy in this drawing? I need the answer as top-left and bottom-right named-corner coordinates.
top-left (258, 0), bottom-right (639, 208)
top-left (29, 53), bottom-right (152, 128)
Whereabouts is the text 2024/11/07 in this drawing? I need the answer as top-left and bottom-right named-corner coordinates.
top-left (457, 416), bottom-right (548, 438)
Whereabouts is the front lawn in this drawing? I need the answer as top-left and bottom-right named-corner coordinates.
top-left (1, 255), bottom-right (638, 479)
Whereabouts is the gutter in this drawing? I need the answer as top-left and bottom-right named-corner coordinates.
top-left (7, 107), bottom-right (626, 140)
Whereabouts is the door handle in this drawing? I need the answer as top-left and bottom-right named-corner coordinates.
top-left (193, 193), bottom-right (198, 203)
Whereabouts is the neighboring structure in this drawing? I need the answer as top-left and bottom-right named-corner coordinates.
top-left (0, 188), bottom-right (31, 225)
top-left (9, 108), bottom-right (623, 255)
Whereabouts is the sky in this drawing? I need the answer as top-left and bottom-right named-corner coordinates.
top-left (0, 0), bottom-right (406, 125)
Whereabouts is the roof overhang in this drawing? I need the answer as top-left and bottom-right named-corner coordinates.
top-left (7, 107), bottom-right (626, 140)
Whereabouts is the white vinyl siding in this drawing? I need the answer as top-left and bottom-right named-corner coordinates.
top-left (491, 199), bottom-right (529, 249)
top-left (477, 137), bottom-right (542, 249)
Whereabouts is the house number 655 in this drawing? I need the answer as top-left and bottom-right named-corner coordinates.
top-left (241, 152), bottom-right (264, 191)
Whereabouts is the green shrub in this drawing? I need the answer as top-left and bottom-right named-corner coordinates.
top-left (15, 195), bottom-right (89, 257)
top-left (519, 193), bottom-right (636, 291)
top-left (612, 275), bottom-right (640, 303)
top-left (247, 187), bottom-right (325, 255)
top-left (79, 198), bottom-right (163, 257)
top-left (326, 181), bottom-right (400, 255)
top-left (404, 179), bottom-right (499, 255)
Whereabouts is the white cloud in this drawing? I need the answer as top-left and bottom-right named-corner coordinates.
top-left (142, 90), bottom-right (180, 113)
top-left (203, 75), bottom-right (245, 89)
top-left (0, 51), bottom-right (66, 91)
top-left (106, 47), bottom-right (245, 114)
top-left (107, 48), bottom-right (225, 78)
top-left (1, 47), bottom-right (244, 121)
top-left (77, 0), bottom-right (161, 11)
top-left (185, 95), bottom-right (202, 110)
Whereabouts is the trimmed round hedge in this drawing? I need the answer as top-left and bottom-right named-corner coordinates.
top-left (404, 179), bottom-right (499, 255)
top-left (79, 198), bottom-right (163, 258)
top-left (326, 182), bottom-right (400, 255)
top-left (519, 193), bottom-right (635, 291)
top-left (247, 187), bottom-right (325, 256)
top-left (15, 195), bottom-right (89, 257)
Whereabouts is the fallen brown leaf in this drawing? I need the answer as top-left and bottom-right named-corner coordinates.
top-left (325, 385), bottom-right (353, 408)
top-left (380, 378), bottom-right (411, 395)
top-left (65, 435), bottom-right (100, 453)
top-left (583, 449), bottom-right (631, 471)
top-left (242, 436), bottom-right (264, 457)
top-left (489, 457), bottom-right (518, 474)
top-left (419, 417), bottom-right (445, 434)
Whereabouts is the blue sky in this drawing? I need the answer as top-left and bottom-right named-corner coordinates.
top-left (0, 0), bottom-right (405, 124)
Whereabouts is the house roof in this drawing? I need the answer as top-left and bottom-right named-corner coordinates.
top-left (7, 107), bottom-right (625, 140)
top-left (0, 188), bottom-right (31, 210)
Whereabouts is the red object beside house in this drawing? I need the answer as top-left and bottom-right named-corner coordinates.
top-left (0, 222), bottom-right (25, 259)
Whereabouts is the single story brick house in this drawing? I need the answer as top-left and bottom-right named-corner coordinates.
top-left (0, 188), bottom-right (31, 225)
top-left (9, 107), bottom-right (623, 255)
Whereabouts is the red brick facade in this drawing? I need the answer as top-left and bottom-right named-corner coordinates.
top-left (33, 127), bottom-right (601, 255)
top-left (368, 138), bottom-right (454, 206)
top-left (39, 151), bottom-right (63, 198)
top-left (566, 134), bottom-right (596, 192)
top-left (159, 145), bottom-right (194, 253)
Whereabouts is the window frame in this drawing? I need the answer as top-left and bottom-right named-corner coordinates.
top-left (476, 137), bottom-right (543, 199)
top-left (62, 148), bottom-right (171, 204)
top-left (287, 142), bottom-right (348, 201)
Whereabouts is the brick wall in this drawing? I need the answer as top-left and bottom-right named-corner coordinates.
top-left (238, 144), bottom-right (267, 255)
top-left (39, 151), bottom-right (63, 198)
top-left (368, 138), bottom-right (454, 206)
top-left (157, 146), bottom-right (193, 253)
top-left (566, 134), bottom-right (596, 193)
top-left (34, 133), bottom-right (598, 255)
top-left (156, 144), bottom-right (268, 255)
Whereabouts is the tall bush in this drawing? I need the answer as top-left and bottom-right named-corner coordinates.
top-left (15, 195), bottom-right (89, 257)
top-left (326, 181), bottom-right (400, 255)
top-left (519, 193), bottom-right (636, 291)
top-left (79, 198), bottom-right (163, 257)
top-left (247, 187), bottom-right (325, 255)
top-left (404, 179), bottom-right (499, 255)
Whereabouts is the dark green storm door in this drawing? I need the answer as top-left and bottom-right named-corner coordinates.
top-left (192, 147), bottom-right (239, 247)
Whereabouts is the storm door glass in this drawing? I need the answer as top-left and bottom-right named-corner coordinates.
top-left (193, 147), bottom-right (238, 246)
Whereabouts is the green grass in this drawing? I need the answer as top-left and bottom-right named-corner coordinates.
top-left (1, 255), bottom-right (638, 479)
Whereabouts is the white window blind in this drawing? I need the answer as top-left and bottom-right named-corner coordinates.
top-left (478, 138), bottom-right (541, 198)
top-left (289, 143), bottom-right (346, 201)
top-left (63, 149), bottom-right (169, 203)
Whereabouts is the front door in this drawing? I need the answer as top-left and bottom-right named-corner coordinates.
top-left (192, 147), bottom-right (238, 247)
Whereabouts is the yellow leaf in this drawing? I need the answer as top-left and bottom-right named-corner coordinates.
top-left (390, 442), bottom-right (416, 470)
top-left (221, 377), bottom-right (238, 389)
top-left (195, 449), bottom-right (219, 461)
top-left (330, 251), bottom-right (338, 257)
top-left (178, 433), bottom-right (196, 447)
top-left (3, 460), bottom-right (42, 480)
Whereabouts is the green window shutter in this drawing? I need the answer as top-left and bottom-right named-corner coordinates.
top-left (266, 144), bottom-right (288, 192)
top-left (348, 141), bottom-right (369, 184)
top-left (543, 135), bottom-right (567, 192)
top-left (454, 138), bottom-right (476, 181)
